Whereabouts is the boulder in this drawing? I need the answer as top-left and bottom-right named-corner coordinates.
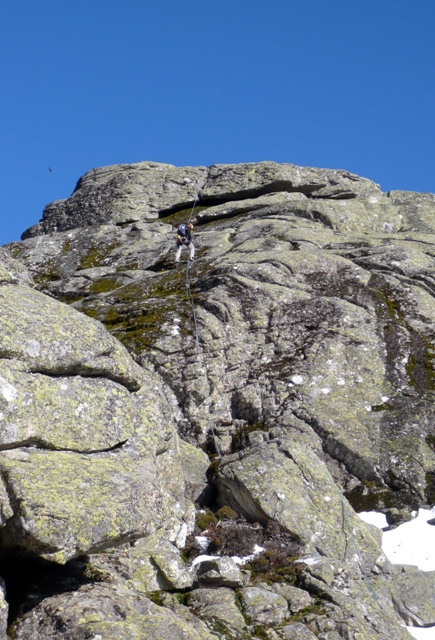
top-left (0, 256), bottom-right (193, 564)
top-left (187, 587), bottom-right (249, 638)
top-left (0, 283), bottom-right (142, 389)
top-left (9, 583), bottom-right (218, 640)
top-left (0, 247), bottom-right (32, 285)
top-left (271, 583), bottom-right (313, 613)
top-left (239, 585), bottom-right (289, 625)
top-left (279, 623), bottom-right (319, 640)
top-left (211, 436), bottom-right (383, 563)
top-left (201, 162), bottom-right (382, 200)
top-left (373, 569), bottom-right (435, 627)
top-left (194, 555), bottom-right (247, 588)
top-left (179, 439), bottom-right (212, 503)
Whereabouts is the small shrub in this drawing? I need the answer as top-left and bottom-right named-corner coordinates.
top-left (207, 520), bottom-right (262, 556)
top-left (244, 548), bottom-right (300, 584)
top-left (195, 509), bottom-right (218, 531)
top-left (216, 505), bottom-right (238, 521)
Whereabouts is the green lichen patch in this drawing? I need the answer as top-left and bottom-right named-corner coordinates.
top-left (79, 241), bottom-right (122, 269)
top-left (89, 276), bottom-right (126, 294)
top-left (75, 267), bottom-right (203, 357)
top-left (252, 625), bottom-right (269, 639)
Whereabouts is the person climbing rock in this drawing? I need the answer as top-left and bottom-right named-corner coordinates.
top-left (175, 222), bottom-right (195, 263)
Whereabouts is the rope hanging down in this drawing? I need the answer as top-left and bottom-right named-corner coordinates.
top-left (184, 184), bottom-right (203, 365)
top-left (184, 180), bottom-right (221, 458)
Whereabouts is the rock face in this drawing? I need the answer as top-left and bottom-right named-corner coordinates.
top-left (2, 160), bottom-right (434, 639)
top-left (0, 254), bottom-right (193, 567)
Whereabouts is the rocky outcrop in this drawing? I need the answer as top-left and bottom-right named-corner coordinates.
top-left (0, 253), bottom-right (194, 570)
top-left (3, 160), bottom-right (435, 639)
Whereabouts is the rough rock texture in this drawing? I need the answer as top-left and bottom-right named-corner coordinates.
top-left (0, 253), bottom-right (193, 567)
top-left (187, 587), bottom-right (248, 638)
top-left (10, 583), bottom-right (219, 640)
top-left (3, 160), bottom-right (435, 639)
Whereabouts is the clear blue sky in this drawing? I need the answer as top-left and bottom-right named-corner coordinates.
top-left (1, 1), bottom-right (434, 245)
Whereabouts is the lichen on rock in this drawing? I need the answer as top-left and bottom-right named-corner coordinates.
top-left (3, 160), bottom-right (435, 639)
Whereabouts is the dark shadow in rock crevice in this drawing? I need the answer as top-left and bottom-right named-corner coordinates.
top-left (0, 552), bottom-right (100, 627)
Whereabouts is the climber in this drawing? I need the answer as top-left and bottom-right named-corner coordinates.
top-left (175, 222), bottom-right (195, 263)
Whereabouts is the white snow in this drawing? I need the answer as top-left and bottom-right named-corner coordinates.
top-left (232, 544), bottom-right (265, 565)
top-left (192, 543), bottom-right (266, 567)
top-left (358, 507), bottom-right (435, 639)
top-left (358, 511), bottom-right (388, 529)
top-left (191, 554), bottom-right (220, 567)
top-left (382, 508), bottom-right (435, 571)
top-left (407, 628), bottom-right (435, 640)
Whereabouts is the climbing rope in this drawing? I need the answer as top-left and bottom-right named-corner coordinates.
top-left (184, 182), bottom-right (222, 459)
top-left (185, 260), bottom-right (202, 364)
top-left (183, 183), bottom-right (204, 365)
top-left (188, 184), bottom-right (202, 224)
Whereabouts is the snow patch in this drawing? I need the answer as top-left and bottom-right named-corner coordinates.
top-left (192, 554), bottom-right (220, 567)
top-left (358, 511), bottom-right (388, 529)
top-left (382, 508), bottom-right (435, 571)
top-left (358, 508), bottom-right (435, 571)
top-left (406, 627), bottom-right (435, 640)
top-left (232, 544), bottom-right (265, 565)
